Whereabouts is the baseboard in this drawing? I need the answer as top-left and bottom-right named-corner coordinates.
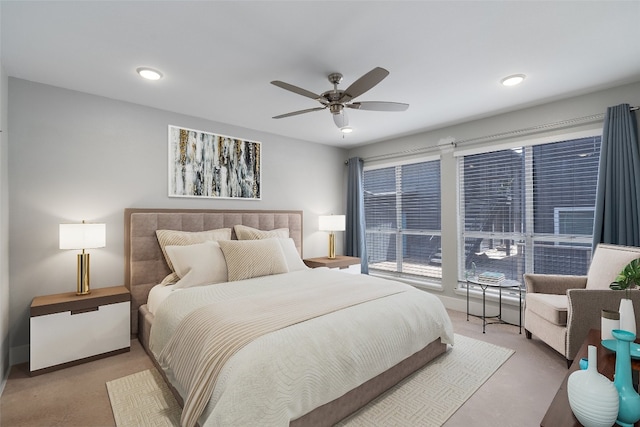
top-left (436, 294), bottom-right (467, 312)
top-left (0, 367), bottom-right (7, 396)
top-left (436, 293), bottom-right (523, 327)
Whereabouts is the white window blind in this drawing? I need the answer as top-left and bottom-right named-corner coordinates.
top-left (458, 135), bottom-right (601, 282)
top-left (364, 159), bottom-right (442, 280)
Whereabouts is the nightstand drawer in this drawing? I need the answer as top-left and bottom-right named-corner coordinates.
top-left (30, 300), bottom-right (130, 372)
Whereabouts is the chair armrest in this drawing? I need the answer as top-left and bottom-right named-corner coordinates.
top-left (566, 289), bottom-right (640, 361)
top-left (523, 274), bottom-right (587, 295)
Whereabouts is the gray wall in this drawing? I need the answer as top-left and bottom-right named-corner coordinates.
top-left (7, 78), bottom-right (347, 363)
top-left (348, 81), bottom-right (640, 316)
top-left (0, 1), bottom-right (10, 391)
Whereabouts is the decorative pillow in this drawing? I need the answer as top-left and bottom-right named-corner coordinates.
top-left (160, 272), bottom-right (180, 286)
top-left (586, 245), bottom-right (640, 290)
top-left (156, 228), bottom-right (232, 273)
top-left (218, 239), bottom-right (288, 281)
top-left (165, 241), bottom-right (228, 289)
top-left (277, 238), bottom-right (307, 272)
top-left (234, 224), bottom-right (289, 240)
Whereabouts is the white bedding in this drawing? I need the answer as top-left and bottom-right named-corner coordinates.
top-left (150, 268), bottom-right (454, 426)
top-left (146, 283), bottom-right (175, 314)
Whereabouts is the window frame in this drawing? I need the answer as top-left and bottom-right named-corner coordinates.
top-left (363, 155), bottom-right (443, 287)
top-left (455, 129), bottom-right (602, 285)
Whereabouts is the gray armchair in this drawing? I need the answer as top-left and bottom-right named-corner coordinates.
top-left (524, 243), bottom-right (640, 366)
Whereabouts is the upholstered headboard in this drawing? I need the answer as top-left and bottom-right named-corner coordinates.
top-left (124, 208), bottom-right (303, 334)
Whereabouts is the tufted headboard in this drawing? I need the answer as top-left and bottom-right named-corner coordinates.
top-left (124, 208), bottom-right (303, 334)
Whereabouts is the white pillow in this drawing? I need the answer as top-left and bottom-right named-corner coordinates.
top-left (165, 241), bottom-right (228, 288)
top-left (277, 238), bottom-right (307, 272)
top-left (218, 239), bottom-right (288, 281)
top-left (234, 224), bottom-right (289, 240)
top-left (156, 228), bottom-right (232, 273)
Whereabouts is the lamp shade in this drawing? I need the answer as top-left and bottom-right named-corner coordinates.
top-left (59, 223), bottom-right (106, 250)
top-left (318, 215), bottom-right (346, 232)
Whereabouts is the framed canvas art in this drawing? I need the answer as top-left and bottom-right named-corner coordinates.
top-left (168, 125), bottom-right (261, 199)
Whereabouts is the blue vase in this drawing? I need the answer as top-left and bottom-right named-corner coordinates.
top-left (611, 329), bottom-right (640, 427)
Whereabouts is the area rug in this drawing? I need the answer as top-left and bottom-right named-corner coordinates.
top-left (106, 334), bottom-right (514, 427)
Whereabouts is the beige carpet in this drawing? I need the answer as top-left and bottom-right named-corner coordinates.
top-left (106, 334), bottom-right (514, 427)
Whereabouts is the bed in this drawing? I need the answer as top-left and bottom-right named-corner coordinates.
top-left (124, 208), bottom-right (454, 427)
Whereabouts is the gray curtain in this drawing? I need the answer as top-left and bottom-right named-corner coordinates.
top-left (593, 103), bottom-right (640, 247)
top-left (346, 157), bottom-right (368, 274)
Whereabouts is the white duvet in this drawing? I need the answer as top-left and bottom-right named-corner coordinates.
top-left (150, 268), bottom-right (454, 427)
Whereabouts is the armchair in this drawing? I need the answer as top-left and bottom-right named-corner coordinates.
top-left (524, 243), bottom-right (640, 366)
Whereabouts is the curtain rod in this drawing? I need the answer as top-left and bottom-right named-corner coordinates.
top-left (451, 105), bottom-right (638, 148)
top-left (353, 105), bottom-right (638, 164)
top-left (347, 144), bottom-right (442, 164)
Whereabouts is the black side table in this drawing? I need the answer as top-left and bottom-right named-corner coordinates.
top-left (466, 276), bottom-right (522, 334)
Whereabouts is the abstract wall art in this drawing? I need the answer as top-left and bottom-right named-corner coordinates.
top-left (168, 125), bottom-right (261, 199)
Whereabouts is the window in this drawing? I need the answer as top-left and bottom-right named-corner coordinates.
top-left (554, 207), bottom-right (595, 245)
top-left (458, 135), bottom-right (601, 282)
top-left (364, 159), bottom-right (441, 281)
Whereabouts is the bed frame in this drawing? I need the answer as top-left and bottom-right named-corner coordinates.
top-left (123, 207), bottom-right (446, 426)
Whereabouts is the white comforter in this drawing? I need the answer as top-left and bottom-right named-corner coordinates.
top-left (150, 268), bottom-right (454, 427)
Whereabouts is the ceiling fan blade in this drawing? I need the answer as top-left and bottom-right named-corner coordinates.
top-left (347, 101), bottom-right (409, 112)
top-left (333, 111), bottom-right (348, 128)
top-left (273, 106), bottom-right (326, 119)
top-left (339, 67), bottom-right (389, 102)
top-left (271, 80), bottom-right (322, 101)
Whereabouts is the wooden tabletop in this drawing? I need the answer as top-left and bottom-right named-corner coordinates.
top-left (303, 256), bottom-right (360, 269)
top-left (540, 329), bottom-right (640, 427)
top-left (31, 285), bottom-right (130, 317)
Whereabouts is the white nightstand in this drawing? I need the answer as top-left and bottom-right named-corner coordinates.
top-left (303, 256), bottom-right (361, 274)
top-left (30, 285), bottom-right (131, 375)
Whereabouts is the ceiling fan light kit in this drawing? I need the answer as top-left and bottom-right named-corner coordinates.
top-left (340, 126), bottom-right (353, 134)
top-left (271, 67), bottom-right (409, 132)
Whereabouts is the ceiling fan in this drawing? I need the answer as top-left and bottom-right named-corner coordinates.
top-left (271, 67), bottom-right (409, 131)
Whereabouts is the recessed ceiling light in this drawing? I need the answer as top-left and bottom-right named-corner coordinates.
top-left (136, 67), bottom-right (163, 81)
top-left (340, 126), bottom-right (353, 134)
top-left (501, 74), bottom-right (526, 87)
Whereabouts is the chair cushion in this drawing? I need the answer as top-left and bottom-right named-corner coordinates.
top-left (526, 293), bottom-right (568, 326)
top-left (586, 244), bottom-right (640, 290)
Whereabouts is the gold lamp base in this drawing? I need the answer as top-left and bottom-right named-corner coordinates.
top-left (76, 252), bottom-right (91, 295)
top-left (328, 232), bottom-right (336, 259)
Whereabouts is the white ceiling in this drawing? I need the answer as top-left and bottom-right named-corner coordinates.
top-left (2, 1), bottom-right (640, 148)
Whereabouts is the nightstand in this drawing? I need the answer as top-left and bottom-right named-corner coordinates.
top-left (30, 285), bottom-right (131, 375)
top-left (303, 256), bottom-right (361, 274)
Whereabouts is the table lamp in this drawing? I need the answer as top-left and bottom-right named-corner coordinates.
top-left (318, 215), bottom-right (345, 259)
top-left (59, 221), bottom-right (106, 295)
